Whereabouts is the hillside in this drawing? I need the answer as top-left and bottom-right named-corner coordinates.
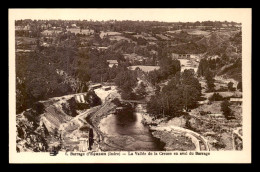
top-left (16, 90), bottom-right (101, 152)
top-left (197, 31), bottom-right (242, 82)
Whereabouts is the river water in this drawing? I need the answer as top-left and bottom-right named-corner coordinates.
top-left (99, 104), bottom-right (165, 151)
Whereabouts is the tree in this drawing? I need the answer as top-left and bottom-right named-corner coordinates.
top-left (205, 71), bottom-right (215, 92)
top-left (181, 70), bottom-right (201, 111)
top-left (147, 69), bottom-right (201, 118)
top-left (228, 82), bottom-right (234, 91)
top-left (221, 100), bottom-right (234, 120)
top-left (209, 92), bottom-right (224, 101)
top-left (155, 85), bottom-right (160, 95)
top-left (135, 82), bottom-right (147, 99)
top-left (237, 81), bottom-right (242, 91)
top-left (114, 69), bottom-right (137, 99)
top-left (183, 85), bottom-right (199, 111)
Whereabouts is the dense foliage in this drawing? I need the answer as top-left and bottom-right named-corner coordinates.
top-left (147, 69), bottom-right (202, 118)
top-left (147, 58), bottom-right (181, 85)
top-left (205, 71), bottom-right (215, 92)
top-left (114, 69), bottom-right (138, 99)
top-left (209, 93), bottom-right (224, 101)
top-left (16, 44), bottom-right (128, 113)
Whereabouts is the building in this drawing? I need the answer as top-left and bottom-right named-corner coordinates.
top-left (209, 113), bottom-right (224, 119)
top-left (79, 138), bottom-right (89, 152)
top-left (71, 24), bottom-right (77, 28)
top-left (15, 24), bottom-right (31, 31)
top-left (89, 84), bottom-right (102, 90)
top-left (198, 100), bottom-right (209, 105)
top-left (172, 53), bottom-right (191, 59)
top-left (41, 24), bottom-right (47, 30)
top-left (230, 98), bottom-right (242, 105)
top-left (107, 60), bottom-right (118, 68)
top-left (124, 31), bottom-right (136, 35)
top-left (222, 24), bottom-right (228, 28)
top-left (148, 42), bottom-right (156, 45)
top-left (97, 47), bottom-right (108, 52)
top-left (75, 94), bottom-right (85, 103)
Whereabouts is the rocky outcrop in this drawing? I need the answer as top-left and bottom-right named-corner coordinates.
top-left (16, 110), bottom-right (49, 152)
top-left (151, 130), bottom-right (196, 151)
top-left (16, 90), bottom-right (101, 152)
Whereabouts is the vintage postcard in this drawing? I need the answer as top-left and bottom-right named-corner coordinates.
top-left (9, 8), bottom-right (251, 163)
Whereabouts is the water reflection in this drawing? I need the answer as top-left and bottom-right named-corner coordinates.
top-left (100, 106), bottom-right (165, 151)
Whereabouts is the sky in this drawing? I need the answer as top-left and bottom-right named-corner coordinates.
top-left (10, 8), bottom-right (251, 23)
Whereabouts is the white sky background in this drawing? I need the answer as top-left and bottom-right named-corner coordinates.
top-left (10, 8), bottom-right (251, 23)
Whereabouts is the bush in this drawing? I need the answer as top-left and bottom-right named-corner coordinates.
top-left (212, 141), bottom-right (226, 150)
top-left (209, 92), bottom-right (224, 101)
top-left (221, 100), bottom-right (235, 120)
top-left (215, 87), bottom-right (228, 92)
top-left (228, 82), bottom-right (236, 91)
top-left (237, 81), bottom-right (242, 91)
top-left (85, 91), bottom-right (102, 107)
top-left (76, 103), bottom-right (90, 110)
top-left (62, 98), bottom-right (78, 117)
top-left (199, 111), bottom-right (208, 116)
top-left (111, 98), bottom-right (122, 106)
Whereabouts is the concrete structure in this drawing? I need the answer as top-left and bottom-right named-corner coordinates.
top-left (89, 84), bottom-right (102, 90)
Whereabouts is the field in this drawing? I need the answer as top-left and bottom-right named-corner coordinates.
top-left (129, 65), bottom-right (160, 72)
top-left (100, 31), bottom-right (122, 39)
top-left (133, 34), bottom-right (157, 41)
top-left (109, 35), bottom-right (132, 42)
top-left (166, 30), bottom-right (182, 34)
top-left (185, 29), bottom-right (211, 36)
top-left (167, 29), bottom-right (210, 36)
top-left (156, 34), bottom-right (170, 40)
top-left (41, 30), bottom-right (62, 36)
top-left (16, 37), bottom-right (37, 45)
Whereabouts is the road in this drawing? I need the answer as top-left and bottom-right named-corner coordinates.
top-left (151, 125), bottom-right (210, 151)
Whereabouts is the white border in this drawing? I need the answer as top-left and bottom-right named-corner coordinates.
top-left (9, 8), bottom-right (251, 163)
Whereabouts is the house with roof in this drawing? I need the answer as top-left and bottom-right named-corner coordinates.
top-left (97, 47), bottom-right (108, 52)
top-left (71, 24), bottom-right (77, 28)
top-left (107, 60), bottom-right (118, 68)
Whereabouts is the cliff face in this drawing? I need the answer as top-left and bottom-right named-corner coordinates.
top-left (16, 90), bottom-right (101, 152)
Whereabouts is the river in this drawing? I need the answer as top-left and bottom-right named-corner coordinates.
top-left (99, 104), bottom-right (165, 151)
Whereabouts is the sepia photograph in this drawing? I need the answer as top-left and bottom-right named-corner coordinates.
top-left (9, 8), bottom-right (251, 163)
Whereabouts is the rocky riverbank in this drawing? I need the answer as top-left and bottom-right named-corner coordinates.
top-left (139, 104), bottom-right (197, 151)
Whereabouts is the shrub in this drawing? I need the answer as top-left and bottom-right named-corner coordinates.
top-left (111, 98), bottom-right (122, 106)
top-left (221, 100), bottom-right (235, 120)
top-left (85, 91), bottom-right (102, 107)
top-left (209, 92), bottom-right (224, 101)
top-left (228, 82), bottom-right (236, 91)
top-left (237, 81), bottom-right (242, 91)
